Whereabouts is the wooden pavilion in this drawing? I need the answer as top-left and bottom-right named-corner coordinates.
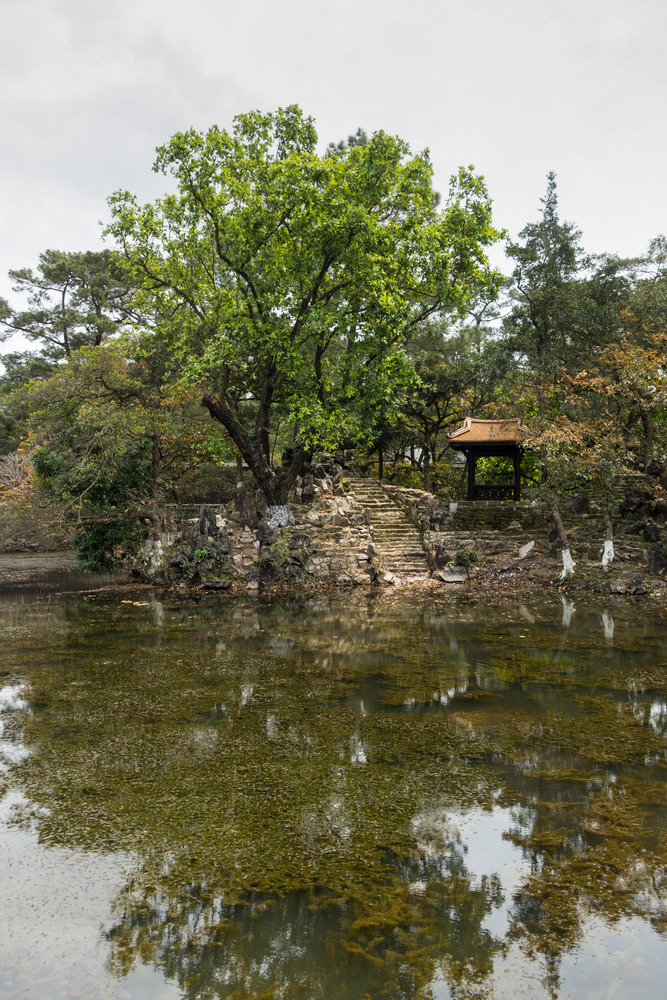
top-left (447, 417), bottom-right (528, 501)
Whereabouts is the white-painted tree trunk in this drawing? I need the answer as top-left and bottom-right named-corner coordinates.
top-left (560, 548), bottom-right (576, 579)
top-left (266, 504), bottom-right (295, 527)
top-left (601, 539), bottom-right (615, 568)
top-left (601, 514), bottom-right (615, 569)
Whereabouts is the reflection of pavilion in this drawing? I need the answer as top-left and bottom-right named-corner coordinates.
top-left (447, 417), bottom-right (528, 501)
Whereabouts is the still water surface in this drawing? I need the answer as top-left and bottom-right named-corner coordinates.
top-left (0, 577), bottom-right (665, 999)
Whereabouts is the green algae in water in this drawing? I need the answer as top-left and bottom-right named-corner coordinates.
top-left (1, 588), bottom-right (666, 999)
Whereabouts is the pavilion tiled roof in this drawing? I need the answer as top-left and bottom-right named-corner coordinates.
top-left (446, 416), bottom-right (528, 445)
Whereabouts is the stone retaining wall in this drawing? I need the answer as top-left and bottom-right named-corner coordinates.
top-left (135, 470), bottom-right (667, 592)
top-left (137, 481), bottom-right (376, 590)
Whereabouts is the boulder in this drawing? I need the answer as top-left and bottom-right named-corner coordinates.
top-left (642, 520), bottom-right (661, 543)
top-left (648, 544), bottom-right (667, 575)
top-left (437, 569), bottom-right (468, 583)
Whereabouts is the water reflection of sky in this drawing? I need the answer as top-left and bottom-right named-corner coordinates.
top-left (1, 584), bottom-right (666, 999)
top-left (0, 796), bottom-right (180, 1000)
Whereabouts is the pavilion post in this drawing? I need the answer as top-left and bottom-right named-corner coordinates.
top-left (513, 449), bottom-right (521, 501)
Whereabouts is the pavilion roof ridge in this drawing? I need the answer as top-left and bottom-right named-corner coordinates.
top-left (446, 415), bottom-right (529, 444)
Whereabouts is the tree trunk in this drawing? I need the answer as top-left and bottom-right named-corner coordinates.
top-left (550, 495), bottom-right (575, 579)
top-left (538, 385), bottom-right (548, 485)
top-left (601, 513), bottom-right (614, 570)
top-left (423, 441), bottom-right (431, 493)
top-left (150, 433), bottom-right (161, 539)
top-left (202, 392), bottom-right (305, 517)
top-left (640, 410), bottom-right (653, 468)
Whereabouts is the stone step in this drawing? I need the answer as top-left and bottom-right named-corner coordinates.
top-left (373, 531), bottom-right (422, 539)
top-left (348, 477), bottom-right (429, 576)
top-left (382, 557), bottom-right (426, 563)
top-left (375, 543), bottom-right (424, 552)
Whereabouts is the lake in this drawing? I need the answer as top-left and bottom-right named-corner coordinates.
top-left (0, 576), bottom-right (665, 999)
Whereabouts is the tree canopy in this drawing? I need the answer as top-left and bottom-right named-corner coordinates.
top-left (106, 105), bottom-right (503, 517)
top-left (1, 249), bottom-right (132, 362)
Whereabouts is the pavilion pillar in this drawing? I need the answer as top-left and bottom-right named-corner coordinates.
top-left (513, 449), bottom-right (521, 501)
top-left (467, 451), bottom-right (476, 501)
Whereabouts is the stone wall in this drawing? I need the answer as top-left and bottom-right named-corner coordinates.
top-left (136, 475), bottom-right (376, 590)
top-left (135, 469), bottom-right (667, 592)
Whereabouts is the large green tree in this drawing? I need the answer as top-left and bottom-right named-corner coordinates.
top-left (106, 106), bottom-right (502, 522)
top-left (0, 250), bottom-right (135, 453)
top-left (504, 173), bottom-right (632, 388)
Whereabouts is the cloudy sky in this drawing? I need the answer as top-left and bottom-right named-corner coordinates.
top-left (1, 0), bottom-right (665, 342)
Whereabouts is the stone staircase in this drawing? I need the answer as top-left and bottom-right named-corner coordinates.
top-left (348, 478), bottom-right (429, 579)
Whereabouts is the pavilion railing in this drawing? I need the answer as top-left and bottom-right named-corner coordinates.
top-left (473, 485), bottom-right (514, 501)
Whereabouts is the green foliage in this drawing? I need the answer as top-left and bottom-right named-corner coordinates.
top-left (381, 460), bottom-right (464, 497)
top-left (475, 455), bottom-right (514, 485)
top-left (505, 172), bottom-right (631, 378)
top-left (106, 105), bottom-right (503, 504)
top-left (454, 548), bottom-right (478, 568)
top-left (31, 431), bottom-right (153, 509)
top-left (8, 340), bottom-right (234, 550)
top-left (1, 249), bottom-right (132, 363)
top-left (74, 519), bottom-right (146, 572)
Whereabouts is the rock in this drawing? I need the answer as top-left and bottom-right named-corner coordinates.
top-left (266, 504), bottom-right (295, 528)
top-left (257, 521), bottom-right (280, 546)
top-left (432, 543), bottom-right (450, 568)
top-left (609, 579), bottom-right (627, 594)
top-left (199, 579), bottom-right (232, 591)
top-left (216, 534), bottom-right (232, 556)
top-left (643, 520), bottom-right (661, 543)
top-left (437, 569), bottom-right (468, 583)
top-left (518, 540), bottom-right (535, 560)
top-left (287, 532), bottom-right (312, 552)
top-left (648, 544), bottom-right (667, 575)
top-left (168, 549), bottom-right (189, 567)
top-left (507, 520), bottom-right (522, 533)
top-left (651, 501), bottom-right (667, 522)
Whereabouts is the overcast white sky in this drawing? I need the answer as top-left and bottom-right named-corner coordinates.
top-left (1, 0), bottom-right (666, 345)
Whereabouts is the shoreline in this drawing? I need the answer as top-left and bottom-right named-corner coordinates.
top-left (1, 549), bottom-right (666, 607)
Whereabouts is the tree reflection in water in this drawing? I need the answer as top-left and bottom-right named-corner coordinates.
top-left (3, 590), bottom-right (666, 998)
